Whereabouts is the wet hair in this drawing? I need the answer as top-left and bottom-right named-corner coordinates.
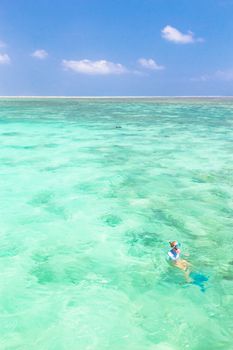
top-left (169, 241), bottom-right (178, 248)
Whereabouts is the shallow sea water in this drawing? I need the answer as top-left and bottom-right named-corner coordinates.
top-left (0, 98), bottom-right (233, 350)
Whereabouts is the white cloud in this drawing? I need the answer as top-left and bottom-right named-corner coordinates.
top-left (161, 25), bottom-right (203, 44)
top-left (191, 69), bottom-right (233, 82)
top-left (215, 69), bottom-right (233, 81)
top-left (138, 58), bottom-right (164, 70)
top-left (62, 59), bottom-right (127, 75)
top-left (0, 53), bottom-right (10, 64)
top-left (190, 74), bottom-right (210, 82)
top-left (31, 49), bottom-right (48, 59)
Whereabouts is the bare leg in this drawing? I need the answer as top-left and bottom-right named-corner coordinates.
top-left (174, 259), bottom-right (192, 282)
top-left (184, 269), bottom-right (192, 283)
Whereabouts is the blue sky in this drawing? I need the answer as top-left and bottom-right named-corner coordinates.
top-left (0, 0), bottom-right (233, 96)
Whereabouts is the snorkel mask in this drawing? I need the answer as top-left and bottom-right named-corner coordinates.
top-left (169, 241), bottom-right (180, 249)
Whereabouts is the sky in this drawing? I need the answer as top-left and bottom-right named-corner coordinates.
top-left (0, 0), bottom-right (233, 96)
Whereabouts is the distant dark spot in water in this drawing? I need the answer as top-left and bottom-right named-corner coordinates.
top-left (8, 145), bottom-right (38, 150)
top-left (42, 166), bottom-right (61, 172)
top-left (104, 190), bottom-right (118, 199)
top-left (0, 158), bottom-right (15, 166)
top-left (64, 266), bottom-right (83, 284)
top-left (211, 189), bottom-right (230, 200)
top-left (2, 132), bottom-right (19, 136)
top-left (0, 244), bottom-right (20, 258)
top-left (223, 274), bottom-right (233, 281)
top-left (29, 191), bottom-right (54, 206)
top-left (151, 209), bottom-right (167, 222)
top-left (192, 177), bottom-right (206, 184)
top-left (229, 260), bottom-right (233, 266)
top-left (31, 252), bottom-right (91, 285)
top-left (74, 182), bottom-right (96, 194)
top-left (120, 175), bottom-right (138, 188)
top-left (45, 204), bottom-right (67, 218)
top-left (126, 230), bottom-right (162, 247)
top-left (32, 265), bottom-right (56, 284)
top-left (102, 214), bottom-right (122, 227)
top-left (43, 143), bottom-right (58, 148)
top-left (191, 173), bottom-right (216, 184)
top-left (67, 300), bottom-right (78, 307)
top-left (24, 145), bottom-right (38, 150)
top-left (28, 191), bottom-right (67, 218)
top-left (115, 126), bottom-right (122, 129)
top-left (112, 145), bottom-right (126, 151)
top-left (220, 207), bottom-right (233, 218)
top-left (32, 264), bottom-right (83, 285)
top-left (41, 162), bottom-right (74, 172)
top-left (127, 243), bottom-right (150, 258)
top-left (31, 252), bottom-right (61, 285)
top-left (32, 253), bottom-right (50, 263)
top-left (151, 209), bottom-right (192, 237)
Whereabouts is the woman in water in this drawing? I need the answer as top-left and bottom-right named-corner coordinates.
top-left (168, 241), bottom-right (191, 282)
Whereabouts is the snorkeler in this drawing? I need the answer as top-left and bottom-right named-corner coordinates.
top-left (167, 241), bottom-right (209, 291)
top-left (168, 241), bottom-right (191, 282)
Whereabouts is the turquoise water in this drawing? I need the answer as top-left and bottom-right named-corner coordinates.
top-left (0, 98), bottom-right (233, 350)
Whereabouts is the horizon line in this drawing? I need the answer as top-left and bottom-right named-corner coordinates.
top-left (0, 95), bottom-right (233, 99)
